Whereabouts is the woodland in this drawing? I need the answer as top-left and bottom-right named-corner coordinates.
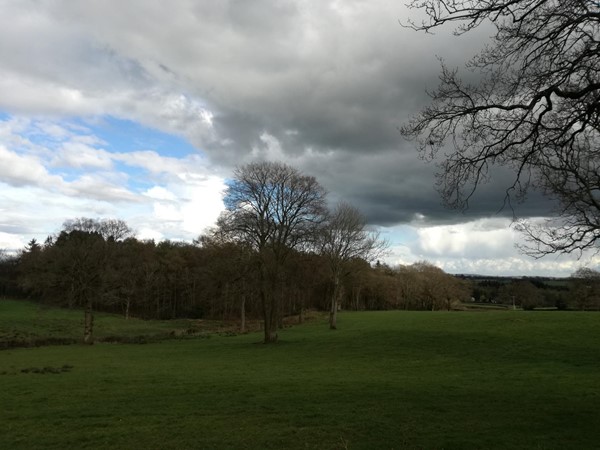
top-left (0, 158), bottom-right (598, 345)
top-left (0, 214), bottom-right (596, 345)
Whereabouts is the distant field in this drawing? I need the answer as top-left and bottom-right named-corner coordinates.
top-left (1, 301), bottom-right (599, 449)
top-left (463, 302), bottom-right (510, 310)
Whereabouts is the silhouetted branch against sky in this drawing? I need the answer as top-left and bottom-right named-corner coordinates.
top-left (402, 0), bottom-right (600, 258)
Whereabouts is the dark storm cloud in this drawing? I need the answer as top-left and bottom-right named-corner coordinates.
top-left (168, 2), bottom-right (511, 226)
top-left (0, 0), bottom-right (552, 227)
top-left (301, 146), bottom-right (556, 226)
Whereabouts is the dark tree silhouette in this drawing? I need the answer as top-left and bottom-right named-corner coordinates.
top-left (401, 0), bottom-right (600, 256)
top-left (52, 230), bottom-right (106, 344)
top-left (220, 161), bottom-right (327, 343)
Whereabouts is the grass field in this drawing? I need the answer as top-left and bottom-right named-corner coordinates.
top-left (1, 300), bottom-right (599, 449)
top-left (0, 300), bottom-right (250, 349)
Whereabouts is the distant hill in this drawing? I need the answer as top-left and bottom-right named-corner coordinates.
top-left (455, 274), bottom-right (570, 290)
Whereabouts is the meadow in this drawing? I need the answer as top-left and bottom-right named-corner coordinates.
top-left (1, 300), bottom-right (599, 449)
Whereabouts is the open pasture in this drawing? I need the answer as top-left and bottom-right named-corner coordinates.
top-left (1, 303), bottom-right (599, 449)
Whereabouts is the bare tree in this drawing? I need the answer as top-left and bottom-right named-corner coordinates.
top-left (63, 218), bottom-right (133, 241)
top-left (320, 202), bottom-right (387, 329)
top-left (401, 1), bottom-right (600, 256)
top-left (221, 161), bottom-right (327, 343)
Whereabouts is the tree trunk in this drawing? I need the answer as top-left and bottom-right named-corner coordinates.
top-left (221, 281), bottom-right (227, 320)
top-left (329, 300), bottom-right (338, 330)
top-left (270, 286), bottom-right (279, 342)
top-left (296, 291), bottom-right (304, 324)
top-left (262, 295), bottom-right (278, 343)
top-left (354, 285), bottom-right (361, 311)
top-left (83, 299), bottom-right (94, 345)
top-left (330, 272), bottom-right (340, 330)
top-left (240, 293), bottom-right (246, 333)
top-left (69, 281), bottom-right (75, 309)
top-left (156, 289), bottom-right (161, 319)
top-left (278, 282), bottom-right (285, 329)
top-left (259, 261), bottom-right (279, 344)
top-left (260, 264), bottom-right (278, 344)
top-left (264, 323), bottom-right (278, 343)
top-left (125, 298), bottom-right (130, 320)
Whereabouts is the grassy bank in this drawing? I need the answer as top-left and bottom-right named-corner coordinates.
top-left (0, 299), bottom-right (250, 348)
top-left (1, 304), bottom-right (599, 449)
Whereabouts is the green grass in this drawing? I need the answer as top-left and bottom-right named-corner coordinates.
top-left (0, 300), bottom-right (240, 348)
top-left (1, 302), bottom-right (599, 449)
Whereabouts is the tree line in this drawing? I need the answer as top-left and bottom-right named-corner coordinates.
top-left (4, 234), bottom-right (471, 314)
top-left (1, 161), bottom-right (598, 344)
top-left (0, 162), bottom-right (466, 343)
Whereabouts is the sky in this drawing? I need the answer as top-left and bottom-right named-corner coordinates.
top-left (0, 0), bottom-right (597, 277)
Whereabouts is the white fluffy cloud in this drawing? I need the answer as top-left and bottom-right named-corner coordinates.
top-left (52, 142), bottom-right (113, 170)
top-left (383, 218), bottom-right (600, 277)
top-left (0, 144), bottom-right (63, 189)
top-left (415, 219), bottom-right (519, 259)
top-left (0, 116), bottom-right (226, 250)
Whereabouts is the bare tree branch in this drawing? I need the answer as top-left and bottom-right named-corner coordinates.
top-left (401, 0), bottom-right (600, 256)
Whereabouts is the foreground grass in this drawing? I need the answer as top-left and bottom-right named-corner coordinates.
top-left (1, 307), bottom-right (599, 449)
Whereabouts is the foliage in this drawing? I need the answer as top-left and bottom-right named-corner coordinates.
top-left (392, 261), bottom-right (471, 310)
top-left (13, 223), bottom-right (597, 322)
top-left (62, 218), bottom-right (133, 241)
top-left (466, 274), bottom-right (575, 309)
top-left (498, 280), bottom-right (544, 310)
top-left (0, 250), bottom-right (20, 299)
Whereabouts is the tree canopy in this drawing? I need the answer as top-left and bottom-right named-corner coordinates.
top-left (220, 161), bottom-right (327, 343)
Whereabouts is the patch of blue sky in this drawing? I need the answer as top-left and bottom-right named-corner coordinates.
top-left (381, 224), bottom-right (419, 244)
top-left (83, 116), bottom-right (201, 158)
top-left (46, 161), bottom-right (152, 193)
top-left (1, 114), bottom-right (72, 151)
top-left (53, 167), bottom-right (84, 183)
top-left (2, 113), bottom-right (202, 160)
top-left (112, 162), bottom-right (156, 192)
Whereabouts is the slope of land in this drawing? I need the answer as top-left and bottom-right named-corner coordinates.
top-left (1, 303), bottom-right (599, 449)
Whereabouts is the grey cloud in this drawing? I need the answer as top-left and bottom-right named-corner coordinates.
top-left (300, 144), bottom-right (556, 226)
top-left (0, 0), bottom-right (557, 229)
